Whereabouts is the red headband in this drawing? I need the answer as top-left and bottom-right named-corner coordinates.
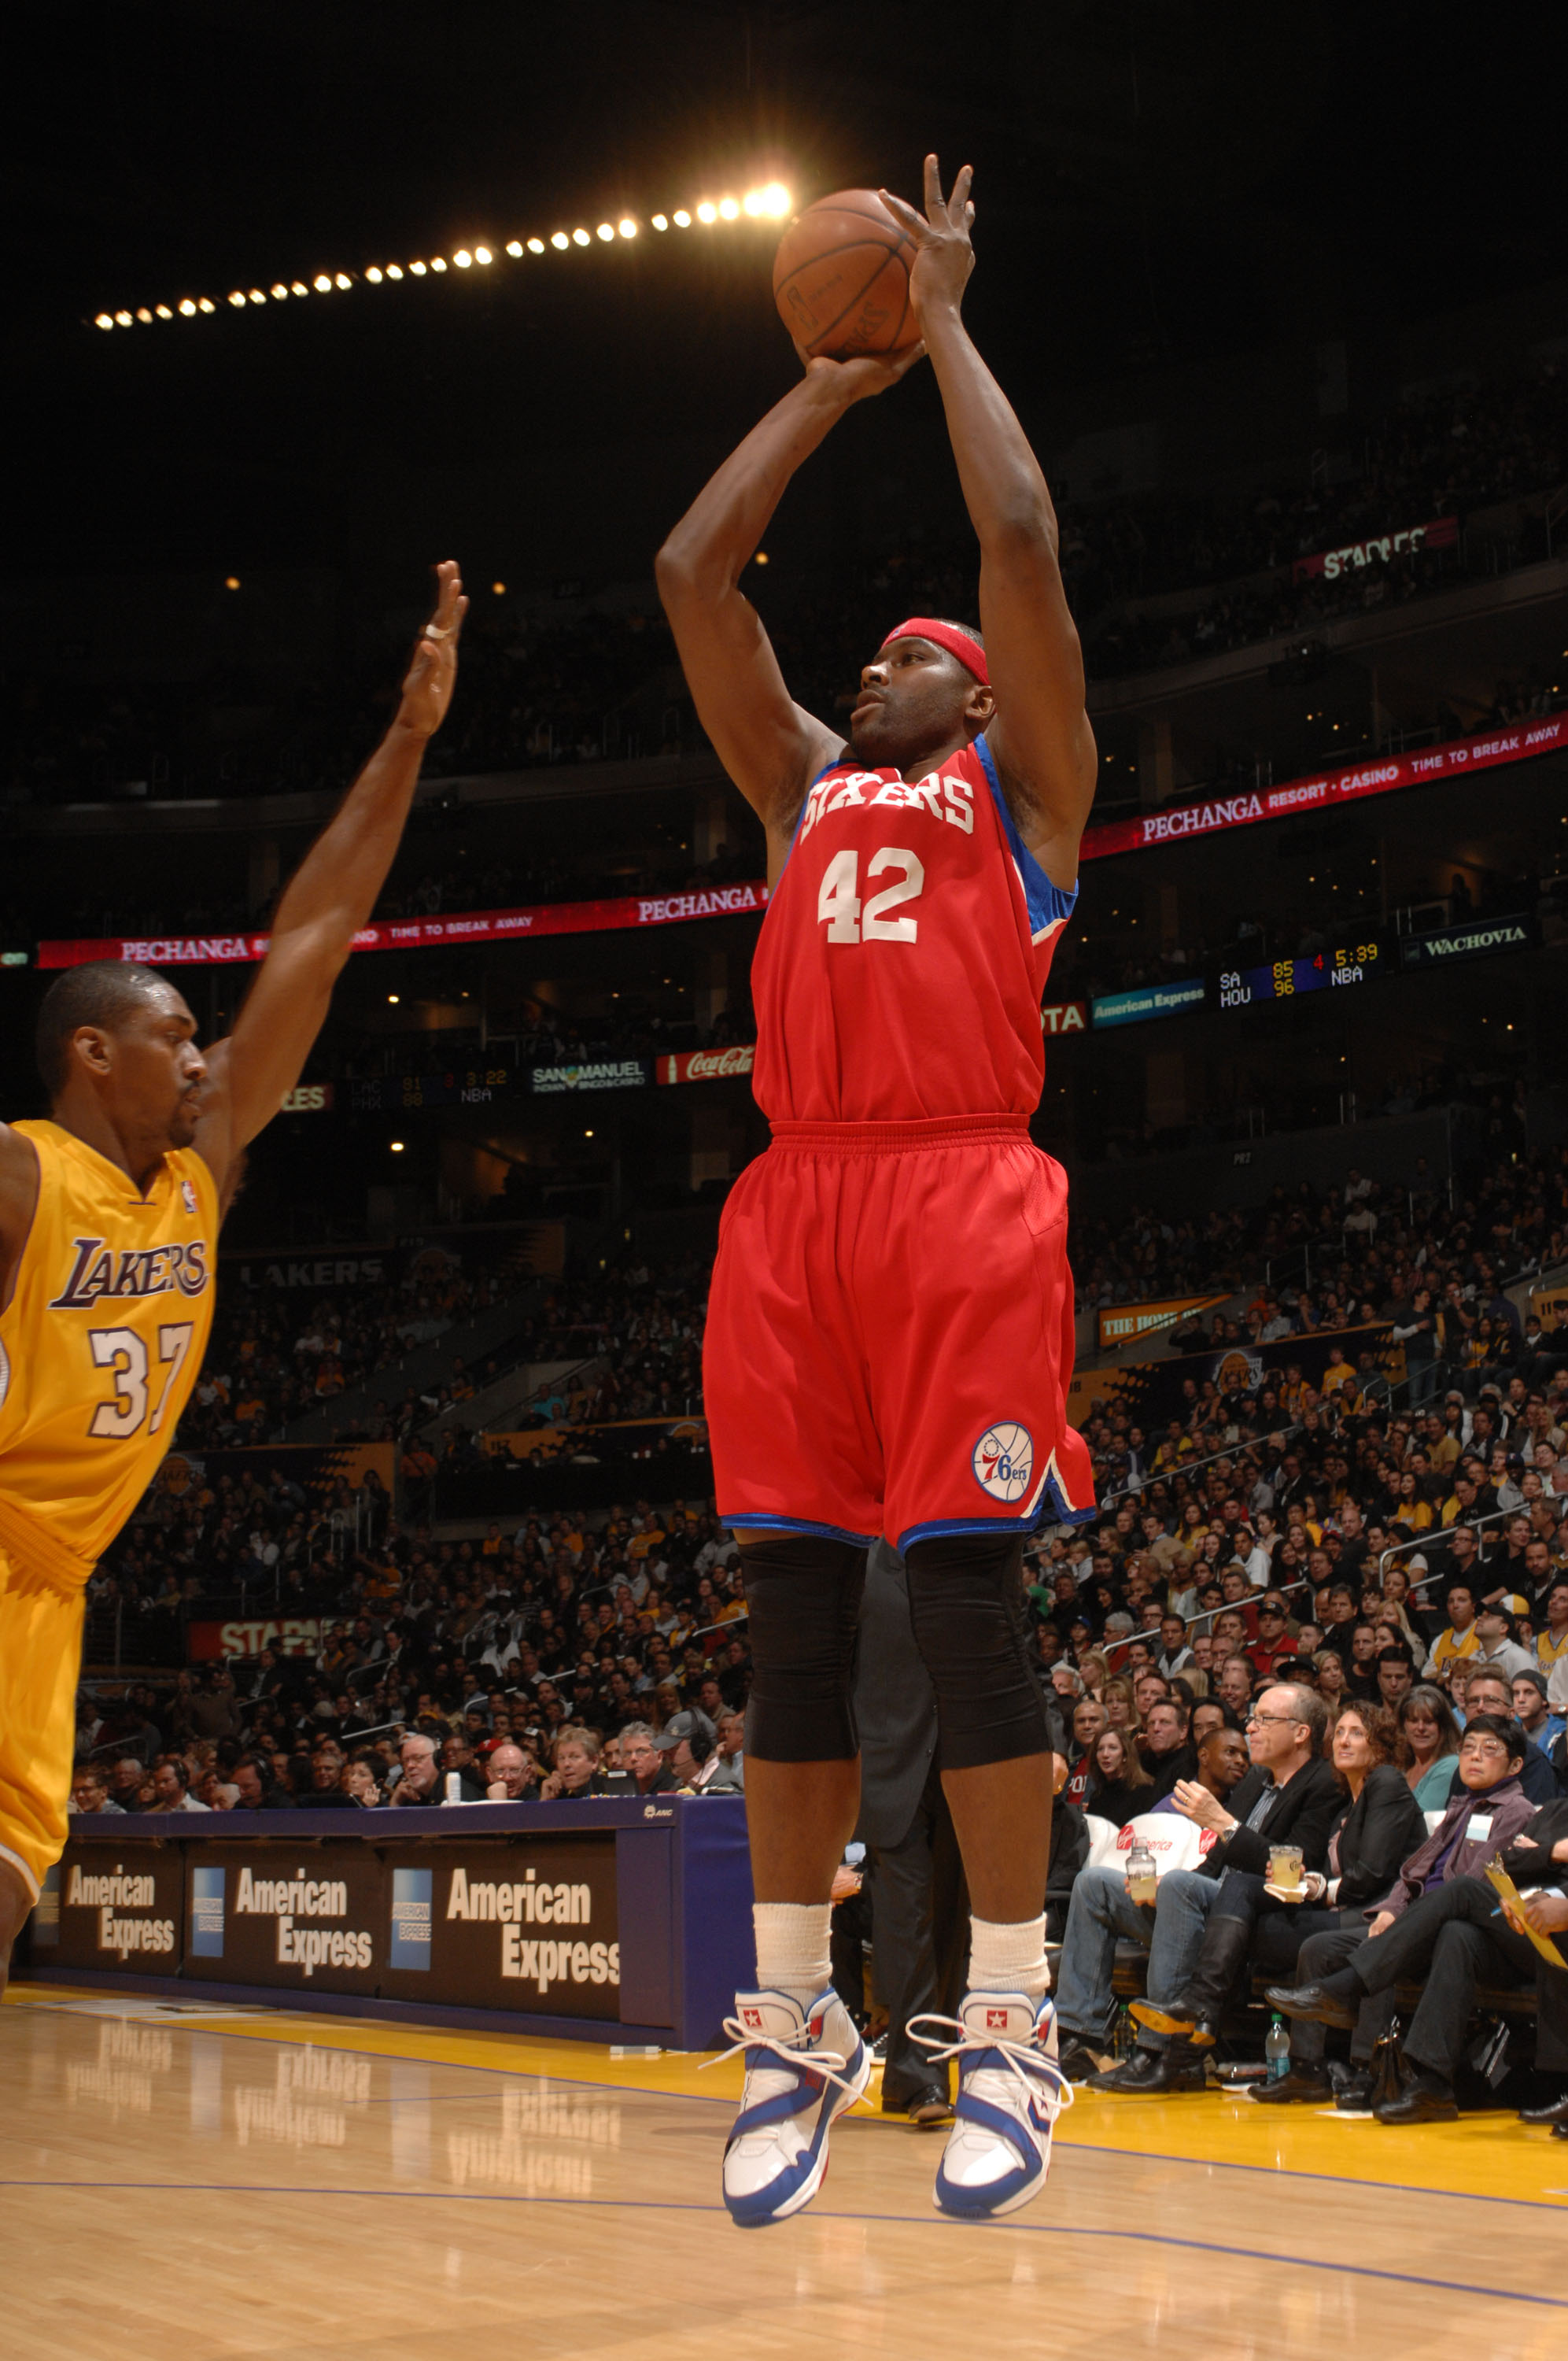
top-left (880, 616), bottom-right (989, 687)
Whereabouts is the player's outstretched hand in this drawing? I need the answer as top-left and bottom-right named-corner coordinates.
top-left (793, 340), bottom-right (927, 405)
top-left (878, 155), bottom-right (975, 322)
top-left (396, 560), bottom-right (468, 740)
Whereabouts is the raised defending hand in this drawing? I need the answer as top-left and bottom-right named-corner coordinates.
top-left (878, 155), bottom-right (976, 323)
top-left (395, 560), bottom-right (468, 741)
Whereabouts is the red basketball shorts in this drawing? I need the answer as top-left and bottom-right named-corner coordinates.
top-left (703, 1114), bottom-right (1096, 1554)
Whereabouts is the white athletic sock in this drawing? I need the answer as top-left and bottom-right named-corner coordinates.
top-left (751, 1901), bottom-right (833, 2007)
top-left (968, 1913), bottom-right (1050, 2004)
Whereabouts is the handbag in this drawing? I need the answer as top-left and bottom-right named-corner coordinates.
top-left (1368, 2013), bottom-right (1408, 2112)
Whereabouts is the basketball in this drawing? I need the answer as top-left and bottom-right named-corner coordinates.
top-left (773, 188), bottom-right (917, 360)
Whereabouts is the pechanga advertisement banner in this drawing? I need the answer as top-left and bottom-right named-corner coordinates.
top-left (378, 1837), bottom-right (621, 2019)
top-left (33, 1844), bottom-right (184, 1968)
top-left (35, 882), bottom-right (770, 971)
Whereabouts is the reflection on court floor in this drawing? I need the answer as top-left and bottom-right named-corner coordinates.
top-left (4, 1985), bottom-right (1562, 2361)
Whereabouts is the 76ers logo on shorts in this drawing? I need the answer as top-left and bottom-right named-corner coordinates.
top-left (972, 1421), bottom-right (1034, 1503)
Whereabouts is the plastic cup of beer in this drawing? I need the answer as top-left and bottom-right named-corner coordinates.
top-left (1268, 1843), bottom-right (1304, 1893)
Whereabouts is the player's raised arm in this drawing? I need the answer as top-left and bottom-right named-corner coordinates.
top-left (880, 158), bottom-right (1097, 892)
top-left (656, 346), bottom-right (924, 863)
top-left (193, 562), bottom-right (467, 1195)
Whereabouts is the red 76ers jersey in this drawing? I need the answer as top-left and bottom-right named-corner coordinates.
top-left (749, 733), bottom-right (1076, 1123)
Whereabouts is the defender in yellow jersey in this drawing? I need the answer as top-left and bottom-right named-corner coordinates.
top-left (0, 561), bottom-right (467, 1985)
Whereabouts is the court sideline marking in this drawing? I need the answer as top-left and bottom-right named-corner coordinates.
top-left (0, 2180), bottom-right (1562, 2307)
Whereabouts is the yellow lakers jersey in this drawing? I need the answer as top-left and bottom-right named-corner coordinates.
top-left (0, 1120), bottom-right (217, 1588)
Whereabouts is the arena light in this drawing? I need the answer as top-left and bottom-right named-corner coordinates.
top-left (87, 173), bottom-right (795, 327)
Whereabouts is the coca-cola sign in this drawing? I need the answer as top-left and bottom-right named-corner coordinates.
top-left (656, 1045), bottom-right (757, 1085)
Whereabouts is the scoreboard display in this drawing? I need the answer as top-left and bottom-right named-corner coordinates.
top-left (1218, 939), bottom-right (1382, 1010)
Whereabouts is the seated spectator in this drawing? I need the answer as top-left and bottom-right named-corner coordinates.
top-left (1053, 1716), bottom-right (1259, 2089)
top-left (1513, 1668), bottom-right (1566, 1753)
top-left (107, 1755), bottom-right (149, 1812)
top-left (147, 1754), bottom-right (211, 1812)
top-left (539, 1724), bottom-right (627, 1798)
top-left (340, 1755), bottom-right (384, 1806)
top-left (1437, 1668), bottom-right (1559, 1805)
top-left (1091, 1683), bottom-right (1337, 2090)
top-left (232, 1751), bottom-right (294, 1811)
top-left (659, 1710), bottom-right (740, 1792)
top-left (1145, 1699), bottom-right (1424, 2069)
top-left (619, 1721), bottom-right (680, 1796)
top-left (389, 1731), bottom-right (445, 1806)
top-left (439, 1733), bottom-right (490, 1801)
top-left (1268, 1715), bottom-right (1544, 2119)
top-left (714, 1709), bottom-right (746, 1787)
top-left (1423, 1583), bottom-right (1483, 1679)
top-left (1083, 1727), bottom-right (1153, 1827)
top-left (1138, 1698), bottom-right (1195, 1802)
top-left (1374, 1644), bottom-right (1416, 1709)
top-left (1396, 1684), bottom-right (1464, 1809)
top-left (68, 1764), bottom-right (124, 1816)
top-left (1062, 1695), bottom-right (1110, 1808)
top-left (483, 1742), bottom-right (538, 1801)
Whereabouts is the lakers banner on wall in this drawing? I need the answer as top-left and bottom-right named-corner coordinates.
top-left (1096, 1295), bottom-right (1227, 1352)
top-left (155, 1439), bottom-right (396, 1503)
top-left (1066, 1321), bottom-right (1402, 1434)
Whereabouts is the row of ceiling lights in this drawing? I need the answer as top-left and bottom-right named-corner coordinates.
top-left (91, 183), bottom-right (793, 331)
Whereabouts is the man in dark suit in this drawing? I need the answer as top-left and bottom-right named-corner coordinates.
top-left (854, 1541), bottom-right (966, 2127)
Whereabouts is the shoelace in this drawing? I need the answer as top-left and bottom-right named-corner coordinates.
top-left (703, 2012), bottom-right (863, 2104)
top-left (907, 2012), bottom-right (1076, 2123)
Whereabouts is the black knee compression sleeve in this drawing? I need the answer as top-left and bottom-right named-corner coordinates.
top-left (740, 1535), bottom-right (867, 1761)
top-left (902, 1531), bottom-right (1050, 1770)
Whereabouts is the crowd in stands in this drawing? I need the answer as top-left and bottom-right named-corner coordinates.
top-left (1072, 1132), bottom-right (1560, 1320)
top-left (72, 1214), bottom-right (1568, 2120)
top-left (6, 361), bottom-right (1559, 828)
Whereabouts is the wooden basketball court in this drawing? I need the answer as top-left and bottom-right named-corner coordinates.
top-left (6, 1980), bottom-right (1562, 2358)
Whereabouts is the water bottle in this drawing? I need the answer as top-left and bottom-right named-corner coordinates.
top-left (444, 1772), bottom-right (463, 1805)
top-left (1265, 2012), bottom-right (1291, 2082)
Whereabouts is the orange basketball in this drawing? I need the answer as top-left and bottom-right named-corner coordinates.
top-left (773, 189), bottom-right (917, 360)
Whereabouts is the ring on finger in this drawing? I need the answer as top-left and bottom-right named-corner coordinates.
top-left (423, 622), bottom-right (453, 641)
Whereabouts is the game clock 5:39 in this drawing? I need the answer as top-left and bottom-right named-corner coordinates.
top-left (1218, 939), bottom-right (1382, 1009)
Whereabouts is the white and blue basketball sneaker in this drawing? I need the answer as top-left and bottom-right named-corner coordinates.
top-left (713, 1987), bottom-right (869, 2227)
top-left (912, 1990), bottom-right (1073, 2220)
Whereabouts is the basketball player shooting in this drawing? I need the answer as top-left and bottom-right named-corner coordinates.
top-left (0, 562), bottom-right (467, 1988)
top-left (657, 158), bottom-right (1098, 2226)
